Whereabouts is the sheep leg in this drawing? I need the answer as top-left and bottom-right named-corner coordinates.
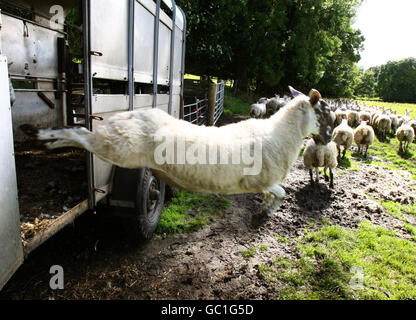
top-left (364, 145), bottom-right (369, 158)
top-left (329, 168), bottom-right (334, 189)
top-left (309, 168), bottom-right (314, 184)
top-left (324, 168), bottom-right (329, 182)
top-left (315, 167), bottom-right (320, 183)
top-left (342, 147), bottom-right (347, 159)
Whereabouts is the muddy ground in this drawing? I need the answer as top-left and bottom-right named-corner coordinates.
top-left (14, 143), bottom-right (88, 241)
top-left (1, 115), bottom-right (415, 300)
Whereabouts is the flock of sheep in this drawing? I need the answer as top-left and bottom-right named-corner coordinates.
top-left (20, 87), bottom-right (414, 222)
top-left (250, 95), bottom-right (416, 188)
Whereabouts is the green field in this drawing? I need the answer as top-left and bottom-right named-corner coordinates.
top-left (356, 100), bottom-right (416, 119)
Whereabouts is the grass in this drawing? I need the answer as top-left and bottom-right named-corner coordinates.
top-left (259, 221), bottom-right (416, 300)
top-left (223, 94), bottom-right (251, 116)
top-left (240, 246), bottom-right (258, 258)
top-left (240, 244), bottom-right (269, 258)
top-left (356, 100), bottom-right (416, 119)
top-left (379, 200), bottom-right (416, 220)
top-left (156, 191), bottom-right (230, 234)
top-left (366, 136), bottom-right (416, 180)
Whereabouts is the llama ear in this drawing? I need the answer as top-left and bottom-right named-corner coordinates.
top-left (288, 86), bottom-right (303, 97)
top-left (309, 89), bottom-right (321, 106)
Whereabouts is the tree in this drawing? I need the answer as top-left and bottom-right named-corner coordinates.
top-left (376, 58), bottom-right (416, 103)
top-left (176, 0), bottom-right (364, 97)
top-left (353, 68), bottom-right (376, 98)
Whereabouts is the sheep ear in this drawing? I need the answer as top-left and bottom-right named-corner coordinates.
top-left (288, 86), bottom-right (303, 97)
top-left (309, 89), bottom-right (322, 106)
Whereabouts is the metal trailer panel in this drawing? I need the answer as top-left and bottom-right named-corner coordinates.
top-left (90, 0), bottom-right (129, 81)
top-left (90, 93), bottom-right (169, 203)
top-left (11, 91), bottom-right (64, 142)
top-left (0, 14), bottom-right (60, 79)
top-left (157, 21), bottom-right (171, 86)
top-left (133, 1), bottom-right (155, 84)
top-left (0, 55), bottom-right (24, 290)
top-left (172, 24), bottom-right (184, 87)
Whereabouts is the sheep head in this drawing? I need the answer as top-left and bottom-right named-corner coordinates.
top-left (289, 86), bottom-right (333, 145)
top-left (309, 89), bottom-right (333, 145)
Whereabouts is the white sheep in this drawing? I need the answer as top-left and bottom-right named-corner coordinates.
top-left (354, 121), bottom-right (375, 158)
top-left (389, 111), bottom-right (399, 134)
top-left (303, 139), bottom-right (338, 188)
top-left (396, 123), bottom-right (414, 153)
top-left (334, 109), bottom-right (347, 127)
top-left (359, 110), bottom-right (371, 123)
top-left (21, 88), bottom-right (333, 220)
top-left (250, 100), bottom-right (267, 118)
top-left (265, 95), bottom-right (288, 116)
top-left (347, 110), bottom-right (360, 128)
top-left (409, 119), bottom-right (416, 137)
top-left (332, 119), bottom-right (354, 159)
top-left (375, 113), bottom-right (391, 140)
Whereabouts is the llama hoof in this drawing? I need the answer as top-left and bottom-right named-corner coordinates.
top-left (324, 175), bottom-right (329, 182)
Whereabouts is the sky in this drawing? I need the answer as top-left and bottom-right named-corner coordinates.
top-left (353, 0), bottom-right (416, 70)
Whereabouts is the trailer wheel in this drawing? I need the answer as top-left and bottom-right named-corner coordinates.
top-left (136, 169), bottom-right (165, 240)
top-left (111, 167), bottom-right (165, 241)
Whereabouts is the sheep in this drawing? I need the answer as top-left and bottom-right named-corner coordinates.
top-left (303, 139), bottom-right (338, 188)
top-left (354, 121), bottom-right (375, 158)
top-left (347, 110), bottom-right (360, 128)
top-left (20, 87), bottom-right (334, 221)
top-left (375, 113), bottom-right (391, 140)
top-left (265, 95), bottom-right (288, 116)
top-left (332, 119), bottom-right (354, 159)
top-left (389, 111), bottom-right (399, 134)
top-left (409, 119), bottom-right (416, 137)
top-left (334, 108), bottom-right (347, 127)
top-left (359, 110), bottom-right (371, 123)
top-left (250, 100), bottom-right (267, 118)
top-left (396, 122), bottom-right (414, 153)
top-left (329, 110), bottom-right (336, 129)
top-left (398, 110), bottom-right (411, 127)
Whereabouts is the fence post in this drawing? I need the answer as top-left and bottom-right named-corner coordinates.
top-left (207, 83), bottom-right (217, 126)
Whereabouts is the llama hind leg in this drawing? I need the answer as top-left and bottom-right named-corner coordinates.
top-left (38, 127), bottom-right (94, 150)
top-left (38, 127), bottom-right (91, 141)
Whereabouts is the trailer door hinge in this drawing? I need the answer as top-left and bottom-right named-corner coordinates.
top-left (93, 188), bottom-right (106, 194)
top-left (89, 51), bottom-right (103, 57)
top-left (89, 115), bottom-right (104, 121)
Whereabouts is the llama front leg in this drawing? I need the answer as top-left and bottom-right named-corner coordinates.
top-left (262, 184), bottom-right (286, 218)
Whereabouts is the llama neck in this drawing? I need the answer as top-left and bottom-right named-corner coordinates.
top-left (267, 105), bottom-right (306, 165)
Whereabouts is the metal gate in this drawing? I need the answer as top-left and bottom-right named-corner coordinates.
top-left (0, 55), bottom-right (24, 290)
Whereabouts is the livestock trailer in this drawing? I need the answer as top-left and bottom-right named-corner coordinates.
top-left (0, 0), bottom-right (188, 290)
